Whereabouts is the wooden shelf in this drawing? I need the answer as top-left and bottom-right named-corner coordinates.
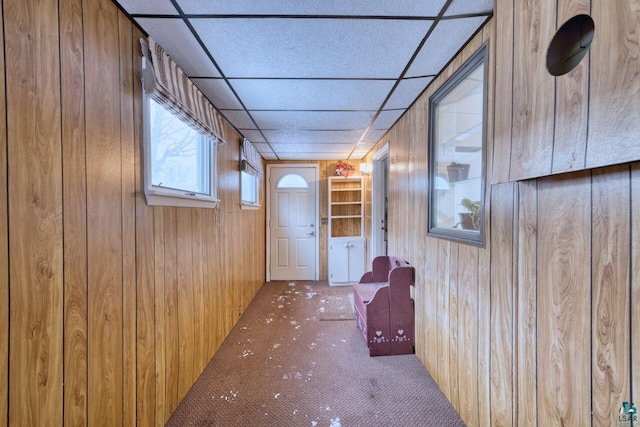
top-left (328, 176), bottom-right (364, 238)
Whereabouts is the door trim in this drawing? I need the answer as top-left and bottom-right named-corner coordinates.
top-left (371, 143), bottom-right (389, 263)
top-left (266, 164), bottom-right (320, 282)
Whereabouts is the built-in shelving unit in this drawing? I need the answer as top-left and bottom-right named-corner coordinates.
top-left (328, 176), bottom-right (365, 286)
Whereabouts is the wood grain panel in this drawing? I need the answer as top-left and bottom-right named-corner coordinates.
top-left (632, 163), bottom-right (640, 409)
top-left (591, 165), bottom-right (631, 426)
top-left (5, 0), bottom-right (64, 424)
top-left (491, 0), bottom-right (514, 184)
top-left (448, 243), bottom-right (460, 409)
top-left (587, 1), bottom-right (640, 168)
top-left (510, 0), bottom-right (556, 180)
top-left (153, 207), bottom-right (165, 426)
top-left (60, 0), bottom-right (87, 424)
top-left (537, 171), bottom-right (591, 426)
top-left (422, 237), bottom-right (439, 376)
top-left (457, 244), bottom-right (479, 426)
top-left (118, 11), bottom-right (137, 426)
top-left (436, 239), bottom-right (451, 399)
top-left (164, 207), bottom-right (180, 416)
top-left (84, 0), bottom-right (123, 423)
top-left (516, 180), bottom-right (537, 427)
top-left (176, 208), bottom-right (195, 400)
top-left (490, 182), bottom-right (515, 427)
top-left (552, 0), bottom-right (590, 173)
top-left (0, 3), bottom-right (8, 425)
top-left (132, 26), bottom-right (156, 427)
top-left (477, 242), bottom-right (491, 427)
top-left (192, 208), bottom-right (206, 373)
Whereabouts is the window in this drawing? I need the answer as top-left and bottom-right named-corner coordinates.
top-left (239, 138), bottom-right (263, 209)
top-left (241, 170), bottom-right (259, 207)
top-left (428, 44), bottom-right (487, 245)
top-left (143, 96), bottom-right (219, 208)
top-left (276, 174), bottom-right (308, 189)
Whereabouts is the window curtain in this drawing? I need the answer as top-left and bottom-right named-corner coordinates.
top-left (241, 138), bottom-right (263, 177)
top-left (140, 37), bottom-right (225, 144)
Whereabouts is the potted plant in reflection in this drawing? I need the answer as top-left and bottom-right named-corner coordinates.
top-left (459, 198), bottom-right (481, 230)
top-left (446, 161), bottom-right (470, 182)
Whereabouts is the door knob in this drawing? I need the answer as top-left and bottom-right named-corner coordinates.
top-left (307, 231), bottom-right (316, 237)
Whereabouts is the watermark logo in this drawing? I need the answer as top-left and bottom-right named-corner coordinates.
top-left (619, 402), bottom-right (638, 426)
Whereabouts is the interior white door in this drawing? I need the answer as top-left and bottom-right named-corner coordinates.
top-left (268, 166), bottom-right (317, 280)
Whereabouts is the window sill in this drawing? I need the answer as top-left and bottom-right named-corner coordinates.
top-left (241, 203), bottom-right (261, 211)
top-left (145, 193), bottom-right (219, 209)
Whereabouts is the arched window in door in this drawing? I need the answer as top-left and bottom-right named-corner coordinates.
top-left (276, 173), bottom-right (308, 189)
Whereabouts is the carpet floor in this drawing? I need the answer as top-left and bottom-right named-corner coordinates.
top-left (166, 281), bottom-right (465, 427)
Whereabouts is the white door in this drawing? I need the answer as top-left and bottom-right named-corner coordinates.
top-left (268, 165), bottom-right (318, 281)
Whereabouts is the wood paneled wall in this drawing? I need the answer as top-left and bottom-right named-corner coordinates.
top-left (0, 0), bottom-right (265, 425)
top-left (493, 0), bottom-right (640, 183)
top-left (364, 8), bottom-right (639, 426)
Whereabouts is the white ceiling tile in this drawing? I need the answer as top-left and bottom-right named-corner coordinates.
top-left (263, 130), bottom-right (364, 144)
top-left (192, 78), bottom-right (242, 110)
top-left (385, 77), bottom-right (433, 109)
top-left (260, 152), bottom-right (278, 160)
top-left (230, 80), bottom-right (394, 111)
top-left (269, 143), bottom-right (355, 153)
top-left (361, 129), bottom-right (387, 143)
top-left (252, 142), bottom-right (272, 153)
top-left (116, 0), bottom-right (177, 14)
top-left (136, 18), bottom-right (222, 78)
top-left (350, 152), bottom-right (369, 160)
top-left (220, 110), bottom-right (256, 129)
top-left (240, 130), bottom-right (266, 143)
top-left (372, 110), bottom-right (405, 130)
top-left (177, 0), bottom-right (448, 17)
top-left (406, 16), bottom-right (487, 77)
top-left (276, 152), bottom-right (351, 161)
top-left (191, 18), bottom-right (431, 78)
top-left (445, 0), bottom-right (493, 16)
top-left (251, 111), bottom-right (375, 130)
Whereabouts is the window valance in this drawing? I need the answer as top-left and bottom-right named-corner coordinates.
top-left (140, 37), bottom-right (225, 144)
top-left (241, 138), bottom-right (263, 177)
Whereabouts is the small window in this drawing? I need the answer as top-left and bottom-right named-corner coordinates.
top-left (143, 96), bottom-right (218, 208)
top-left (241, 170), bottom-right (260, 208)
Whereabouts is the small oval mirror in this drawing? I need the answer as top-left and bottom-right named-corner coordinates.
top-left (546, 14), bottom-right (595, 76)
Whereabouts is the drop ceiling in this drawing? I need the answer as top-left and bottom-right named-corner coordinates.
top-left (115, 0), bottom-right (492, 160)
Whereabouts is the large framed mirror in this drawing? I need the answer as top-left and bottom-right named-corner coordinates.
top-left (428, 44), bottom-right (487, 245)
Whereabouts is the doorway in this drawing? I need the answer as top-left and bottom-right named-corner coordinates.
top-left (266, 164), bottom-right (320, 281)
top-left (371, 143), bottom-right (389, 262)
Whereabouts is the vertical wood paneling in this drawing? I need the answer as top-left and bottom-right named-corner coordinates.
top-left (60, 0), bottom-right (87, 424)
top-left (477, 243), bottom-right (491, 427)
top-left (191, 209), bottom-right (206, 373)
top-left (153, 207), bottom-right (165, 427)
top-left (457, 245), bottom-right (479, 426)
top-left (491, 0), bottom-right (514, 184)
top-left (5, 0), bottom-right (64, 424)
top-left (552, 0), bottom-right (590, 173)
top-left (510, 0), bottom-right (556, 180)
top-left (118, 11), bottom-right (137, 426)
top-left (632, 163), bottom-right (640, 408)
top-left (133, 25), bottom-right (156, 427)
top-left (591, 165), bottom-right (631, 426)
top-left (176, 208), bottom-right (195, 400)
top-left (537, 171), bottom-right (591, 426)
top-left (516, 180), bottom-right (537, 427)
top-left (448, 243), bottom-right (460, 409)
top-left (436, 240), bottom-right (451, 400)
top-left (490, 182), bottom-right (515, 427)
top-left (0, 1), bottom-right (8, 424)
top-left (587, 0), bottom-right (640, 168)
top-left (164, 207), bottom-right (180, 416)
top-left (84, 0), bottom-right (123, 423)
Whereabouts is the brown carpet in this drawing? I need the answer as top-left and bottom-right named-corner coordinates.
top-left (166, 281), bottom-right (465, 427)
